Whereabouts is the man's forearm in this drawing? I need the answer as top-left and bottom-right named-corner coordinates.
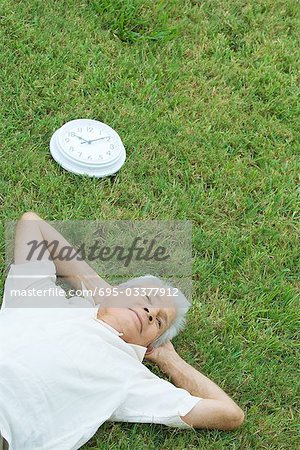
top-left (146, 343), bottom-right (244, 430)
top-left (21, 213), bottom-right (111, 301)
top-left (158, 351), bottom-right (239, 408)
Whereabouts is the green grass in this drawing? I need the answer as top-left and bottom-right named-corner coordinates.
top-left (0, 0), bottom-right (299, 448)
top-left (90, 0), bottom-right (178, 43)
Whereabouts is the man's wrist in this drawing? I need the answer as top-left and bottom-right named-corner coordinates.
top-left (157, 350), bottom-right (183, 374)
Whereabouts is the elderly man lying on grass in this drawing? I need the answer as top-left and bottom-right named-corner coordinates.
top-left (0, 212), bottom-right (244, 450)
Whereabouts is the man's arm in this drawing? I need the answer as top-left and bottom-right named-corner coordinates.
top-left (14, 212), bottom-right (111, 303)
top-left (145, 342), bottom-right (244, 430)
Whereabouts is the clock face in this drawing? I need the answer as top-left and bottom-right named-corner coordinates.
top-left (50, 119), bottom-right (126, 177)
top-left (58, 119), bottom-right (121, 165)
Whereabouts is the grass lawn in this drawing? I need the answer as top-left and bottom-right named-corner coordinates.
top-left (0, 0), bottom-right (299, 448)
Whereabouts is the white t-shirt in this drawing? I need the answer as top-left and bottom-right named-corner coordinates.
top-left (0, 261), bottom-right (201, 450)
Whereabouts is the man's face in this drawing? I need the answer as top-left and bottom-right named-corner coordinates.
top-left (97, 285), bottom-right (177, 348)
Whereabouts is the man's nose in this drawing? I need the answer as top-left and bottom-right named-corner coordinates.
top-left (143, 307), bottom-right (159, 323)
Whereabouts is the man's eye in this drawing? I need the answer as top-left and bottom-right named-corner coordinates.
top-left (145, 295), bottom-right (152, 305)
top-left (156, 318), bottom-right (161, 328)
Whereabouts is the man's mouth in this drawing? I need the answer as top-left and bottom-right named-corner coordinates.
top-left (129, 308), bottom-right (143, 332)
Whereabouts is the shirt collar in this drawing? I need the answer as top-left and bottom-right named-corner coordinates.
top-left (95, 318), bottom-right (123, 337)
top-left (93, 315), bottom-right (147, 362)
top-left (127, 343), bottom-right (147, 361)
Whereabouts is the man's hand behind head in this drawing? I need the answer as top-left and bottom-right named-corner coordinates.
top-left (144, 341), bottom-right (177, 366)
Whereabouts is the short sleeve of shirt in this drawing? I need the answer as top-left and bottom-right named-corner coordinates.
top-left (2, 260), bottom-right (68, 309)
top-left (2, 261), bottom-right (95, 310)
top-left (109, 366), bottom-right (202, 429)
top-left (5, 259), bottom-right (57, 291)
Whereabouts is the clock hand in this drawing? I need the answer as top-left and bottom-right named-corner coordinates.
top-left (74, 134), bottom-right (90, 143)
top-left (88, 136), bottom-right (111, 143)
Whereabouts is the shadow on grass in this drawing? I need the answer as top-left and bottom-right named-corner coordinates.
top-left (89, 0), bottom-right (178, 43)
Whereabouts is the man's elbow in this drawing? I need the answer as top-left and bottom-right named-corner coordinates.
top-left (20, 211), bottom-right (41, 221)
top-left (181, 399), bottom-right (245, 431)
top-left (225, 406), bottom-right (245, 430)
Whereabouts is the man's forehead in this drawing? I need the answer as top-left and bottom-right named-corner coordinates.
top-left (116, 281), bottom-right (178, 308)
top-left (145, 291), bottom-right (176, 309)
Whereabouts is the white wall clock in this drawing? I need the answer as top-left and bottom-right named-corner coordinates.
top-left (50, 119), bottom-right (126, 177)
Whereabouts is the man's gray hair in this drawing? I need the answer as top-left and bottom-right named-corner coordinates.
top-left (117, 275), bottom-right (191, 348)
